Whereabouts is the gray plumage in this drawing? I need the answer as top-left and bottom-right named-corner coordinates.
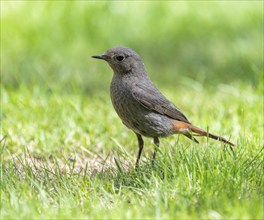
top-left (91, 46), bottom-right (235, 167)
top-left (110, 68), bottom-right (188, 138)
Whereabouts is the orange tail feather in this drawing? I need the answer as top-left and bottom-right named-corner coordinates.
top-left (173, 121), bottom-right (235, 147)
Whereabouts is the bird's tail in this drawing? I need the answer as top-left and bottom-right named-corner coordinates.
top-left (189, 124), bottom-right (235, 146)
top-left (172, 121), bottom-right (235, 147)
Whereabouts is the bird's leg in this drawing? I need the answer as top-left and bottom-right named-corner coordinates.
top-left (152, 137), bottom-right (160, 167)
top-left (135, 133), bottom-right (144, 169)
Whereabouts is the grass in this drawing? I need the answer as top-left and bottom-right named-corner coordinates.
top-left (1, 1), bottom-right (263, 219)
top-left (1, 82), bottom-right (263, 219)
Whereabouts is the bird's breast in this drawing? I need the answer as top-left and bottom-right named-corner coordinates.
top-left (110, 77), bottom-right (139, 122)
top-left (110, 77), bottom-right (174, 137)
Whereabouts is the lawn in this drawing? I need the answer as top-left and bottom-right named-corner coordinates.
top-left (1, 1), bottom-right (263, 219)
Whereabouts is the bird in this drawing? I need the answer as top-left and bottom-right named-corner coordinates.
top-left (91, 46), bottom-right (235, 168)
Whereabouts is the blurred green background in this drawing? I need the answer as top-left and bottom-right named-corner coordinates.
top-left (1, 2), bottom-right (263, 219)
top-left (1, 1), bottom-right (263, 93)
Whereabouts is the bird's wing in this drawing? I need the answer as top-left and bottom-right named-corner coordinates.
top-left (131, 82), bottom-right (191, 124)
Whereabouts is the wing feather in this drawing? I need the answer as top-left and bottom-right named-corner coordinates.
top-left (131, 82), bottom-right (190, 124)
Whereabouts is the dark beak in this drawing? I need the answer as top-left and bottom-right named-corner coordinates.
top-left (91, 54), bottom-right (109, 60)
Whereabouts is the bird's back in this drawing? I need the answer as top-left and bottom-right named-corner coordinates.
top-left (110, 73), bottom-right (183, 137)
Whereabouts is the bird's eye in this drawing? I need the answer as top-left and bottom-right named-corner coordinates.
top-left (116, 55), bottom-right (124, 61)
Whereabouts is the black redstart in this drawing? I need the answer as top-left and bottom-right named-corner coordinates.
top-left (92, 46), bottom-right (235, 167)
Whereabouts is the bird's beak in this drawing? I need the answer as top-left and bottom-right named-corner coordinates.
top-left (91, 54), bottom-right (109, 60)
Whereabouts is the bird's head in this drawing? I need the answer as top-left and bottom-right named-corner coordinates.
top-left (92, 46), bottom-right (145, 75)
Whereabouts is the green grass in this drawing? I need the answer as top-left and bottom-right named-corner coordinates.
top-left (1, 1), bottom-right (263, 219)
top-left (1, 83), bottom-right (263, 219)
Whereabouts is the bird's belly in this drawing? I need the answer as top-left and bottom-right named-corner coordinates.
top-left (111, 92), bottom-right (174, 137)
top-left (129, 112), bottom-right (175, 138)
